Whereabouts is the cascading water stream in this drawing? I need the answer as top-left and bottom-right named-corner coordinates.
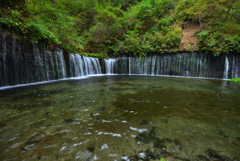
top-left (223, 55), bottom-right (229, 79)
top-left (69, 53), bottom-right (102, 77)
top-left (104, 53), bottom-right (240, 79)
top-left (104, 58), bottom-right (117, 74)
top-left (0, 31), bottom-right (103, 87)
top-left (1, 30), bottom-right (240, 88)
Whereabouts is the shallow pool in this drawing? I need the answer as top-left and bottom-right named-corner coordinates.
top-left (0, 76), bottom-right (240, 160)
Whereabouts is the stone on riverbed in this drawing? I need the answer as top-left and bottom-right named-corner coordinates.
top-left (22, 132), bottom-right (46, 151)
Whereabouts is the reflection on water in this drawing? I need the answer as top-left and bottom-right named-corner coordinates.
top-left (0, 76), bottom-right (240, 160)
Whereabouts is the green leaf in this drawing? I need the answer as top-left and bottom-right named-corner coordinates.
top-left (160, 158), bottom-right (166, 161)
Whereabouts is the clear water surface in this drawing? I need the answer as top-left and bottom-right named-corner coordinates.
top-left (0, 75), bottom-right (240, 161)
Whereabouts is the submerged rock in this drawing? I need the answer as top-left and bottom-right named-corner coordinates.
top-left (63, 118), bottom-right (74, 123)
top-left (206, 149), bottom-right (231, 161)
top-left (30, 121), bottom-right (45, 128)
top-left (111, 110), bottom-right (119, 116)
top-left (135, 126), bottom-right (158, 143)
top-left (87, 144), bottom-right (95, 153)
top-left (153, 139), bottom-right (167, 153)
top-left (174, 139), bottom-right (181, 146)
top-left (148, 126), bottom-right (157, 139)
top-left (0, 122), bottom-right (7, 129)
top-left (97, 106), bottom-right (109, 112)
top-left (25, 132), bottom-right (47, 145)
top-left (41, 100), bottom-right (52, 106)
top-left (145, 147), bottom-right (161, 160)
top-left (95, 118), bottom-right (101, 122)
top-left (161, 119), bottom-right (168, 123)
top-left (231, 138), bottom-right (240, 146)
top-left (175, 158), bottom-right (190, 161)
top-left (140, 120), bottom-right (148, 126)
top-left (218, 130), bottom-right (230, 138)
top-left (136, 132), bottom-right (150, 143)
top-left (22, 132), bottom-right (46, 151)
top-left (197, 155), bottom-right (210, 161)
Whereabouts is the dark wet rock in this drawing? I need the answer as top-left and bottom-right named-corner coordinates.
top-left (148, 126), bottom-right (157, 139)
top-left (162, 152), bottom-right (174, 158)
top-left (89, 113), bottom-right (93, 117)
top-left (161, 119), bottom-right (168, 123)
top-left (22, 143), bottom-right (36, 151)
top-left (22, 132), bottom-right (46, 151)
top-left (135, 127), bottom-right (157, 143)
top-left (0, 122), bottom-right (7, 129)
top-left (55, 154), bottom-right (73, 160)
top-left (114, 82), bottom-right (132, 85)
top-left (63, 118), bottom-right (74, 123)
top-left (96, 118), bottom-right (101, 122)
top-left (232, 140), bottom-right (240, 146)
top-left (136, 126), bottom-right (171, 148)
top-left (174, 139), bottom-right (181, 146)
top-left (129, 155), bottom-right (137, 161)
top-left (46, 124), bottom-right (52, 127)
top-left (25, 132), bottom-right (47, 145)
top-left (231, 138), bottom-right (240, 146)
top-left (22, 112), bottom-right (35, 117)
top-left (70, 104), bottom-right (77, 107)
top-left (206, 149), bottom-right (231, 161)
top-left (11, 109), bottom-right (20, 114)
top-left (41, 100), bottom-right (52, 106)
top-left (136, 132), bottom-right (150, 143)
top-left (154, 138), bottom-right (174, 145)
top-left (153, 140), bottom-right (167, 153)
top-left (109, 87), bottom-right (117, 90)
top-left (161, 138), bottom-right (174, 143)
top-left (45, 112), bottom-right (51, 115)
top-left (218, 130), bottom-right (229, 138)
top-left (140, 120), bottom-right (148, 126)
top-left (145, 147), bottom-right (161, 160)
top-left (87, 145), bottom-right (95, 153)
top-left (112, 110), bottom-right (119, 115)
top-left (97, 106), bottom-right (109, 112)
top-left (5, 115), bottom-right (20, 122)
top-left (197, 155), bottom-right (210, 161)
top-left (86, 158), bottom-right (91, 161)
top-left (30, 121), bottom-right (45, 128)
top-left (175, 158), bottom-right (190, 161)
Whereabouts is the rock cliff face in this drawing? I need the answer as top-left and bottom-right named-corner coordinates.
top-left (0, 30), bottom-right (67, 87)
top-left (0, 31), bottom-right (102, 87)
top-left (103, 53), bottom-right (240, 79)
top-left (1, 30), bottom-right (240, 87)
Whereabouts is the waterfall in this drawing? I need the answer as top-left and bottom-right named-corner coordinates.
top-left (104, 53), bottom-right (211, 77)
top-left (104, 53), bottom-right (240, 79)
top-left (223, 55), bottom-right (229, 79)
top-left (0, 32), bottom-right (67, 87)
top-left (69, 54), bottom-right (102, 77)
top-left (104, 58), bottom-right (117, 74)
top-left (1, 30), bottom-right (240, 88)
top-left (232, 56), bottom-right (239, 78)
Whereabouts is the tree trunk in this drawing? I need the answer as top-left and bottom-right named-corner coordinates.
top-left (224, 0), bottom-right (236, 22)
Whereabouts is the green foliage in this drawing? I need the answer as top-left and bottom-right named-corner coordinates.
top-left (230, 77), bottom-right (240, 82)
top-left (160, 158), bottom-right (166, 161)
top-left (0, 8), bottom-right (60, 44)
top-left (1, 0), bottom-right (239, 57)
